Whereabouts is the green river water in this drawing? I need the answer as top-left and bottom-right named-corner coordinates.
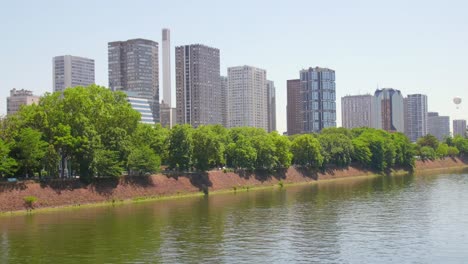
top-left (1, 170), bottom-right (468, 263)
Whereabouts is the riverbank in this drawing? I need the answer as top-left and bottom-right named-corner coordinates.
top-left (1, 157), bottom-right (467, 214)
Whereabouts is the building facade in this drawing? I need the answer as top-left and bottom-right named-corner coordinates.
top-left (125, 92), bottom-right (155, 125)
top-left (427, 112), bottom-right (450, 141)
top-left (108, 38), bottom-right (159, 122)
top-left (227, 66), bottom-right (268, 130)
top-left (453, 119), bottom-right (467, 137)
top-left (160, 29), bottom-right (176, 128)
top-left (373, 88), bottom-right (405, 132)
top-left (220, 76), bottom-right (228, 127)
top-left (404, 94), bottom-right (428, 142)
top-left (300, 67), bottom-right (336, 133)
top-left (341, 94), bottom-right (374, 129)
top-left (6, 88), bottom-right (40, 115)
top-left (53, 55), bottom-right (94, 92)
top-left (267, 80), bottom-right (276, 132)
top-left (175, 44), bottom-right (222, 127)
top-left (287, 79), bottom-right (302, 135)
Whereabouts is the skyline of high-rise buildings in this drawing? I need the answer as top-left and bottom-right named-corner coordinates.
top-left (3, 28), bottom-right (465, 139)
top-left (52, 55), bottom-right (95, 92)
top-left (175, 44), bottom-right (222, 127)
top-left (108, 38), bottom-right (160, 122)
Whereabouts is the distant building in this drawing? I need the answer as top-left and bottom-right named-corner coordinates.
top-left (227, 65), bottom-right (268, 130)
top-left (404, 94), bottom-right (428, 142)
top-left (125, 91), bottom-right (155, 124)
top-left (6, 88), bottom-right (40, 115)
top-left (287, 79), bottom-right (302, 135)
top-left (108, 38), bottom-right (159, 122)
top-left (427, 112), bottom-right (450, 141)
top-left (341, 94), bottom-right (374, 129)
top-left (267, 80), bottom-right (276, 132)
top-left (220, 76), bottom-right (228, 127)
top-left (160, 29), bottom-right (176, 128)
top-left (160, 101), bottom-right (177, 128)
top-left (300, 67), bottom-right (336, 132)
top-left (53, 55), bottom-right (95, 92)
top-left (373, 88), bottom-right (404, 132)
top-left (175, 44), bottom-right (221, 127)
top-left (453, 119), bottom-right (467, 137)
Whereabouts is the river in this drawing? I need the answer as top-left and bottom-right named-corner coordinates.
top-left (1, 171), bottom-right (468, 263)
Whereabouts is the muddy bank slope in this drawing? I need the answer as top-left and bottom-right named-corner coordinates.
top-left (1, 157), bottom-right (466, 212)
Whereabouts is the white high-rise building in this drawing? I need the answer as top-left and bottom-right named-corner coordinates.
top-left (227, 65), bottom-right (268, 130)
top-left (162, 29), bottom-right (172, 106)
top-left (341, 94), bottom-right (374, 129)
top-left (53, 55), bottom-right (95, 92)
top-left (161, 28), bottom-right (175, 127)
top-left (404, 94), bottom-right (428, 142)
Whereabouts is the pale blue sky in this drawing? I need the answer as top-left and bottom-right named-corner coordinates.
top-left (1, 0), bottom-right (467, 133)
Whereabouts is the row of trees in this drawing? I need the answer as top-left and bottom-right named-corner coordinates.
top-left (0, 85), bottom-right (466, 180)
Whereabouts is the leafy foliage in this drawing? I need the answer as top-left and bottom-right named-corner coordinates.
top-left (291, 134), bottom-right (323, 168)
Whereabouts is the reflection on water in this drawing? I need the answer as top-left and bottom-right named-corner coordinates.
top-left (1, 170), bottom-right (468, 263)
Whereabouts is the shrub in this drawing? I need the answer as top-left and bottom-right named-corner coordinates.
top-left (23, 196), bottom-right (38, 209)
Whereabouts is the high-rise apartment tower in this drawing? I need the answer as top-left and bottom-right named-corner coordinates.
top-left (227, 66), bottom-right (268, 130)
top-left (108, 38), bottom-right (159, 122)
top-left (404, 94), bottom-right (428, 142)
top-left (341, 94), bottom-right (374, 129)
top-left (175, 44), bottom-right (222, 127)
top-left (53, 55), bottom-right (94, 92)
top-left (300, 67), bottom-right (336, 132)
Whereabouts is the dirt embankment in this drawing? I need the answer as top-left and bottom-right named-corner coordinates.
top-left (1, 157), bottom-right (467, 212)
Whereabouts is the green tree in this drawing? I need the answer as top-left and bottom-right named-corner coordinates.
top-left (417, 134), bottom-right (439, 150)
top-left (192, 125), bottom-right (225, 171)
top-left (11, 128), bottom-right (48, 177)
top-left (251, 133), bottom-right (277, 170)
top-left (291, 134), bottom-right (323, 168)
top-left (127, 146), bottom-right (161, 176)
top-left (318, 133), bottom-right (354, 167)
top-left (420, 146), bottom-right (437, 161)
top-left (391, 132), bottom-right (415, 168)
top-left (225, 135), bottom-right (257, 170)
top-left (12, 127), bottom-right (48, 176)
top-left (351, 137), bottom-right (372, 167)
top-left (167, 125), bottom-right (193, 171)
top-left (436, 143), bottom-right (449, 158)
top-left (91, 149), bottom-right (123, 177)
top-left (270, 132), bottom-right (292, 168)
top-left (453, 136), bottom-right (468, 156)
top-left (447, 146), bottom-right (460, 157)
top-left (0, 139), bottom-right (17, 177)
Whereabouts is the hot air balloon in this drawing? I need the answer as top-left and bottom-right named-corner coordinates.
top-left (453, 96), bottom-right (462, 109)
